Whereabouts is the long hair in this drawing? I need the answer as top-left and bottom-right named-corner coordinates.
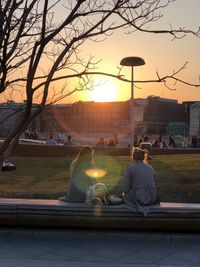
top-left (75, 145), bottom-right (94, 162)
top-left (72, 145), bottom-right (94, 175)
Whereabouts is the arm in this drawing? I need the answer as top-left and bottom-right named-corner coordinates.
top-left (122, 166), bottom-right (132, 193)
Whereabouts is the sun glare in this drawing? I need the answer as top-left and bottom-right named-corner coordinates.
top-left (85, 168), bottom-right (107, 179)
top-left (89, 81), bottom-right (118, 102)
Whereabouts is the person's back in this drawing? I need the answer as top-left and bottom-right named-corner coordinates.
top-left (139, 135), bottom-right (152, 152)
top-left (67, 145), bottom-right (96, 202)
top-left (161, 140), bottom-right (168, 148)
top-left (64, 135), bottom-right (74, 146)
top-left (96, 137), bottom-right (105, 147)
top-left (169, 136), bottom-right (176, 148)
top-left (123, 161), bottom-right (157, 205)
top-left (46, 139), bottom-right (57, 145)
top-left (46, 135), bottom-right (57, 145)
top-left (113, 134), bottom-right (119, 145)
top-left (191, 136), bottom-right (197, 148)
top-left (107, 138), bottom-right (116, 146)
top-left (122, 147), bottom-right (158, 206)
top-left (152, 139), bottom-right (159, 148)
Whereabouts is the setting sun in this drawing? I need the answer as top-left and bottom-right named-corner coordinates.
top-left (89, 81), bottom-right (118, 102)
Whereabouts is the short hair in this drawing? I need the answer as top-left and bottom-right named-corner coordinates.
top-left (132, 147), bottom-right (147, 161)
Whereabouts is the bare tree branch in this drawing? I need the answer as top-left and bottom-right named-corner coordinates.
top-left (0, 0), bottom-right (200, 165)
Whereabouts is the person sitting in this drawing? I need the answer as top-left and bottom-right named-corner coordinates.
top-left (96, 137), bottom-right (105, 147)
top-left (134, 135), bottom-right (139, 147)
top-left (139, 135), bottom-right (152, 152)
top-left (138, 137), bottom-right (143, 146)
top-left (64, 135), bottom-right (74, 146)
top-left (113, 134), bottom-right (119, 145)
top-left (46, 134), bottom-right (57, 145)
top-left (29, 131), bottom-right (34, 139)
top-left (122, 147), bottom-right (159, 213)
top-left (107, 138), bottom-right (116, 146)
top-left (169, 136), bottom-right (176, 148)
top-left (24, 130), bottom-right (30, 139)
top-left (33, 130), bottom-right (39, 140)
top-left (60, 145), bottom-right (96, 202)
top-left (191, 135), bottom-right (197, 148)
top-left (161, 140), bottom-right (168, 148)
top-left (152, 139), bottom-right (160, 148)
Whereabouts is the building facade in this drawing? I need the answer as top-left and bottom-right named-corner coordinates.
top-left (0, 96), bottom-right (189, 139)
top-left (190, 102), bottom-right (200, 136)
top-left (167, 122), bottom-right (189, 136)
top-left (39, 101), bottom-right (130, 135)
top-left (39, 97), bottom-right (186, 137)
top-left (0, 101), bottom-right (40, 138)
top-left (0, 101), bottom-right (24, 137)
top-left (138, 96), bottom-right (186, 135)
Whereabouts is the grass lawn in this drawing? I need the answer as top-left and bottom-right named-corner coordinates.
top-left (0, 154), bottom-right (200, 203)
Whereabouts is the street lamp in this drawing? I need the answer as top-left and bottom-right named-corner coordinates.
top-left (120, 56), bottom-right (145, 150)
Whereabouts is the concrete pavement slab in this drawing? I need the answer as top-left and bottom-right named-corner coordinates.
top-left (0, 259), bottom-right (28, 267)
top-left (0, 229), bottom-right (200, 267)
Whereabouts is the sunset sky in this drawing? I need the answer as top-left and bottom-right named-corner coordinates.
top-left (1, 1), bottom-right (200, 105)
top-left (66, 0), bottom-right (200, 104)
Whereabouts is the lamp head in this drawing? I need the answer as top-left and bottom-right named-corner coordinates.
top-left (120, 56), bottom-right (145, 67)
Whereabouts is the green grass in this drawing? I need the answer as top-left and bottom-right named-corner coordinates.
top-left (0, 154), bottom-right (200, 203)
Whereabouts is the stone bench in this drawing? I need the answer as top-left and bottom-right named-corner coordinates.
top-left (0, 198), bottom-right (200, 231)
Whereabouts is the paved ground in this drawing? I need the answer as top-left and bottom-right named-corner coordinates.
top-left (0, 229), bottom-right (200, 267)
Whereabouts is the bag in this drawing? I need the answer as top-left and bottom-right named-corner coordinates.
top-left (1, 161), bottom-right (17, 171)
top-left (85, 183), bottom-right (108, 205)
top-left (85, 183), bottom-right (123, 206)
top-left (107, 194), bottom-right (123, 205)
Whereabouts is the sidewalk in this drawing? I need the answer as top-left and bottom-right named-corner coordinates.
top-left (0, 229), bottom-right (200, 267)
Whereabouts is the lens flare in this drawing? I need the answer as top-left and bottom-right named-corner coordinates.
top-left (94, 154), bottom-right (123, 190)
top-left (85, 168), bottom-right (107, 178)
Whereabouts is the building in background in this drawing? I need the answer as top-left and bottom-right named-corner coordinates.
top-left (0, 101), bottom-right (40, 138)
top-left (39, 97), bottom-right (186, 137)
top-left (0, 101), bottom-right (24, 137)
top-left (40, 101), bottom-right (130, 136)
top-left (190, 102), bottom-right (200, 136)
top-left (140, 96), bottom-right (186, 135)
top-left (0, 96), bottom-right (191, 139)
top-left (167, 122), bottom-right (189, 136)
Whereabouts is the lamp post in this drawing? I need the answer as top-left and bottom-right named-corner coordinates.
top-left (120, 56), bottom-right (145, 150)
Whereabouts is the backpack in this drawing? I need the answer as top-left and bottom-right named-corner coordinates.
top-left (85, 183), bottom-right (123, 206)
top-left (85, 183), bottom-right (108, 205)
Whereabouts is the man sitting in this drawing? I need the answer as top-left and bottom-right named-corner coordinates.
top-left (139, 136), bottom-right (152, 152)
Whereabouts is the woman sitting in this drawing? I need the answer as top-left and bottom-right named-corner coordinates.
top-left (122, 147), bottom-right (159, 211)
top-left (62, 145), bottom-right (96, 202)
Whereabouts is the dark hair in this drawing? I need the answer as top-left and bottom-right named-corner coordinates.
top-left (132, 147), bottom-right (147, 161)
top-left (72, 145), bottom-right (94, 176)
top-left (152, 139), bottom-right (159, 147)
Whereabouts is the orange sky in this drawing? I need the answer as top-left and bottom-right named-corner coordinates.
top-left (1, 0), bottom-right (199, 105)
top-left (67, 0), bottom-right (200, 104)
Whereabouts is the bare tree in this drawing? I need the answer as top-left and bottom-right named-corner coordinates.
top-left (0, 0), bottom-right (199, 166)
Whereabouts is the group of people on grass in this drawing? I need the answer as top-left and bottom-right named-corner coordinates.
top-left (60, 144), bottom-right (159, 211)
top-left (96, 134), bottom-right (177, 149)
top-left (24, 130), bottom-right (39, 140)
top-left (135, 134), bottom-right (176, 149)
top-left (96, 134), bottom-right (119, 147)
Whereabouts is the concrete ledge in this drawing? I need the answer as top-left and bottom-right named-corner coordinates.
top-left (12, 144), bottom-right (200, 157)
top-left (0, 198), bottom-right (200, 231)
